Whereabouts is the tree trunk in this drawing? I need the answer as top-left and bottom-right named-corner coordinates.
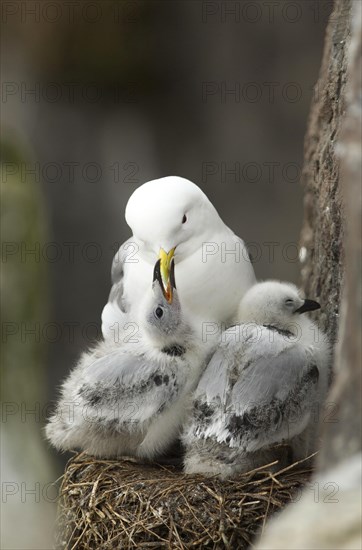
top-left (317, 0), bottom-right (362, 473)
top-left (256, 0), bottom-right (361, 547)
top-left (299, 0), bottom-right (350, 346)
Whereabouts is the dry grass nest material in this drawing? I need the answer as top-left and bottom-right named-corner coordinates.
top-left (55, 452), bottom-right (314, 549)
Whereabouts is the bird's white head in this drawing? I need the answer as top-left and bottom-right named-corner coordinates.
top-left (238, 281), bottom-right (320, 332)
top-left (125, 176), bottom-right (223, 264)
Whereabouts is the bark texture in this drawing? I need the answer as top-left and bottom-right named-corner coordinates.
top-left (299, 0), bottom-right (350, 345)
top-left (299, 0), bottom-right (362, 472)
top-left (318, 0), bottom-right (362, 472)
top-left (257, 1), bottom-right (361, 547)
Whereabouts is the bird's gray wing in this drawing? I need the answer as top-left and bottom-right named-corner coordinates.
top-left (209, 344), bottom-right (319, 451)
top-left (188, 334), bottom-right (319, 453)
top-left (76, 350), bottom-right (187, 431)
top-left (101, 238), bottom-right (136, 337)
top-left (110, 238), bottom-right (137, 312)
top-left (184, 339), bottom-right (234, 442)
top-left (188, 325), bottom-right (262, 429)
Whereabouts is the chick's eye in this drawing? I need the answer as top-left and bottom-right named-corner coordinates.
top-left (285, 299), bottom-right (294, 306)
top-left (155, 307), bottom-right (164, 319)
top-left (182, 214), bottom-right (187, 224)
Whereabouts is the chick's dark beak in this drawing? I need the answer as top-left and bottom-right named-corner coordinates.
top-left (295, 299), bottom-right (321, 314)
top-left (153, 258), bottom-right (176, 303)
top-left (169, 258), bottom-right (176, 291)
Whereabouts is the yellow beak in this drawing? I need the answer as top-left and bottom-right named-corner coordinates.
top-left (159, 247), bottom-right (175, 303)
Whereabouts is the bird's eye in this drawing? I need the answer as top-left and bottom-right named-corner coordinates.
top-left (285, 299), bottom-right (294, 307)
top-left (155, 307), bottom-right (164, 319)
top-left (182, 214), bottom-right (187, 224)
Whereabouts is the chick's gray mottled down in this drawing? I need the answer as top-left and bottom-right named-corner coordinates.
top-left (182, 281), bottom-right (331, 478)
top-left (46, 260), bottom-right (212, 459)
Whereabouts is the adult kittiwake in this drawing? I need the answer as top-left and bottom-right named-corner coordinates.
top-left (46, 260), bottom-right (213, 459)
top-left (102, 176), bottom-right (255, 339)
top-left (182, 281), bottom-right (331, 478)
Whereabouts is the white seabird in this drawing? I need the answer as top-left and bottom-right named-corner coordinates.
top-left (46, 260), bottom-right (213, 460)
top-left (102, 176), bottom-right (255, 339)
top-left (182, 281), bottom-right (331, 478)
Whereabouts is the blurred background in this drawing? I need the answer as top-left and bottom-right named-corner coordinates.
top-left (1, 1), bottom-right (331, 548)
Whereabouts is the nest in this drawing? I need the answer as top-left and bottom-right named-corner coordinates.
top-left (55, 452), bottom-right (313, 549)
